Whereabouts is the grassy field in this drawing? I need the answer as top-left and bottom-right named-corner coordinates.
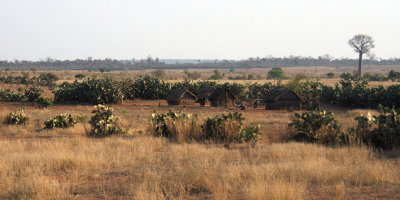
top-left (1, 67), bottom-right (400, 199)
top-left (0, 100), bottom-right (399, 199)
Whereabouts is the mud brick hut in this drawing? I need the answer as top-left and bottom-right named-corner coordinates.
top-left (264, 88), bottom-right (301, 110)
top-left (196, 87), bottom-right (216, 106)
top-left (208, 88), bottom-right (236, 107)
top-left (166, 89), bottom-right (197, 106)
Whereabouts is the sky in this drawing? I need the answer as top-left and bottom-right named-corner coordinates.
top-left (0, 0), bottom-right (399, 61)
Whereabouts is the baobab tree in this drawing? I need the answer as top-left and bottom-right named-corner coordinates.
top-left (348, 34), bottom-right (375, 76)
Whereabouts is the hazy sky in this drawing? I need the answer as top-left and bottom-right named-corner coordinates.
top-left (0, 0), bottom-right (399, 60)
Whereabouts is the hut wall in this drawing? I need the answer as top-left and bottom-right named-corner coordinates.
top-left (210, 93), bottom-right (234, 107)
top-left (265, 101), bottom-right (301, 110)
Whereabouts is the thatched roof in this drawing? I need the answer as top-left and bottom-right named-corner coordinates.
top-left (196, 87), bottom-right (215, 101)
top-left (209, 88), bottom-right (236, 101)
top-left (264, 88), bottom-right (300, 102)
top-left (166, 89), bottom-right (197, 102)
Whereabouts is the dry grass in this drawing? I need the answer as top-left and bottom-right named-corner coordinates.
top-left (0, 99), bottom-right (399, 199)
top-left (0, 137), bottom-right (399, 199)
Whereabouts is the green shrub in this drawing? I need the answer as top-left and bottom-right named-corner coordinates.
top-left (74, 74), bottom-right (86, 79)
top-left (35, 96), bottom-right (53, 109)
top-left (267, 68), bottom-right (285, 79)
top-left (289, 108), bottom-right (344, 145)
top-left (326, 72), bottom-right (335, 78)
top-left (24, 87), bottom-right (43, 102)
top-left (88, 104), bottom-right (128, 137)
top-left (350, 106), bottom-right (400, 149)
top-left (44, 114), bottom-right (76, 129)
top-left (53, 78), bottom-right (123, 104)
top-left (149, 110), bottom-right (260, 144)
top-left (149, 110), bottom-right (201, 142)
top-left (4, 109), bottom-right (29, 125)
top-left (210, 70), bottom-right (223, 80)
top-left (38, 72), bottom-right (59, 86)
top-left (202, 111), bottom-right (245, 143)
top-left (239, 124), bottom-right (261, 142)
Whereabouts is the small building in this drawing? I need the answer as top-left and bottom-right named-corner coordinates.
top-left (166, 89), bottom-right (197, 106)
top-left (208, 88), bottom-right (236, 107)
top-left (264, 88), bottom-right (301, 110)
top-left (196, 87), bottom-right (216, 106)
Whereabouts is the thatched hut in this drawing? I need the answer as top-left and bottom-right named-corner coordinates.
top-left (264, 88), bottom-right (301, 110)
top-left (196, 87), bottom-right (215, 106)
top-left (166, 90), bottom-right (197, 106)
top-left (209, 88), bottom-right (236, 107)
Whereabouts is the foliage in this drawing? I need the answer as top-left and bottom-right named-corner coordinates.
top-left (38, 72), bottom-right (59, 86)
top-left (24, 87), bottom-right (43, 102)
top-left (183, 69), bottom-right (202, 80)
top-left (74, 74), bottom-right (86, 79)
top-left (151, 69), bottom-right (167, 79)
top-left (210, 70), bottom-right (223, 80)
top-left (245, 82), bottom-right (275, 101)
top-left (43, 114), bottom-right (76, 129)
top-left (150, 110), bottom-right (260, 143)
top-left (351, 106), bottom-right (400, 149)
top-left (88, 104), bottom-right (128, 137)
top-left (4, 109), bottom-right (29, 125)
top-left (53, 78), bottom-right (123, 104)
top-left (267, 68), bottom-right (285, 79)
top-left (202, 111), bottom-right (245, 143)
top-left (326, 72), bottom-right (335, 78)
top-left (289, 108), bottom-right (344, 145)
top-left (239, 124), bottom-right (261, 142)
top-left (0, 88), bottom-right (25, 102)
top-left (149, 110), bottom-right (198, 141)
top-left (99, 68), bottom-right (111, 72)
top-left (286, 76), bottom-right (322, 110)
top-left (35, 96), bottom-right (53, 109)
top-left (388, 70), bottom-right (400, 81)
top-left (123, 76), bottom-right (171, 100)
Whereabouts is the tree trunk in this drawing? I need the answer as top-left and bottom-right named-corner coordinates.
top-left (358, 53), bottom-right (363, 76)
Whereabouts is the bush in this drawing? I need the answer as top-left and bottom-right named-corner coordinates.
top-left (88, 104), bottom-right (128, 137)
top-left (202, 111), bottom-right (245, 143)
top-left (44, 114), bottom-right (76, 129)
top-left (35, 96), bottom-right (53, 109)
top-left (267, 68), bottom-right (285, 79)
top-left (149, 110), bottom-right (202, 142)
top-left (24, 87), bottom-right (43, 102)
top-left (210, 70), bottom-right (223, 80)
top-left (350, 106), bottom-right (400, 149)
top-left (149, 110), bottom-right (260, 144)
top-left (53, 78), bottom-right (123, 104)
top-left (74, 74), bottom-right (86, 79)
top-left (239, 124), bottom-right (261, 142)
top-left (38, 72), bottom-right (59, 86)
top-left (4, 109), bottom-right (29, 125)
top-left (151, 69), bottom-right (167, 79)
top-left (326, 72), bottom-right (335, 78)
top-left (289, 108), bottom-right (344, 145)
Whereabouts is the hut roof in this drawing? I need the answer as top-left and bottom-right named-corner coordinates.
top-left (166, 89), bottom-right (197, 101)
top-left (209, 88), bottom-right (236, 101)
top-left (196, 87), bottom-right (215, 101)
top-left (264, 88), bottom-right (301, 102)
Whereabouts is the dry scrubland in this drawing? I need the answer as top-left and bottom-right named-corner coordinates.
top-left (1, 67), bottom-right (400, 199)
top-left (0, 101), bottom-right (400, 199)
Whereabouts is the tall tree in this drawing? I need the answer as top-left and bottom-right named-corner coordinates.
top-left (348, 34), bottom-right (375, 76)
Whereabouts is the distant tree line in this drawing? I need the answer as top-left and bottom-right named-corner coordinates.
top-left (1, 55), bottom-right (399, 71)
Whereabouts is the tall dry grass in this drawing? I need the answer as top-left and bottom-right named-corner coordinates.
top-left (0, 136), bottom-right (399, 199)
